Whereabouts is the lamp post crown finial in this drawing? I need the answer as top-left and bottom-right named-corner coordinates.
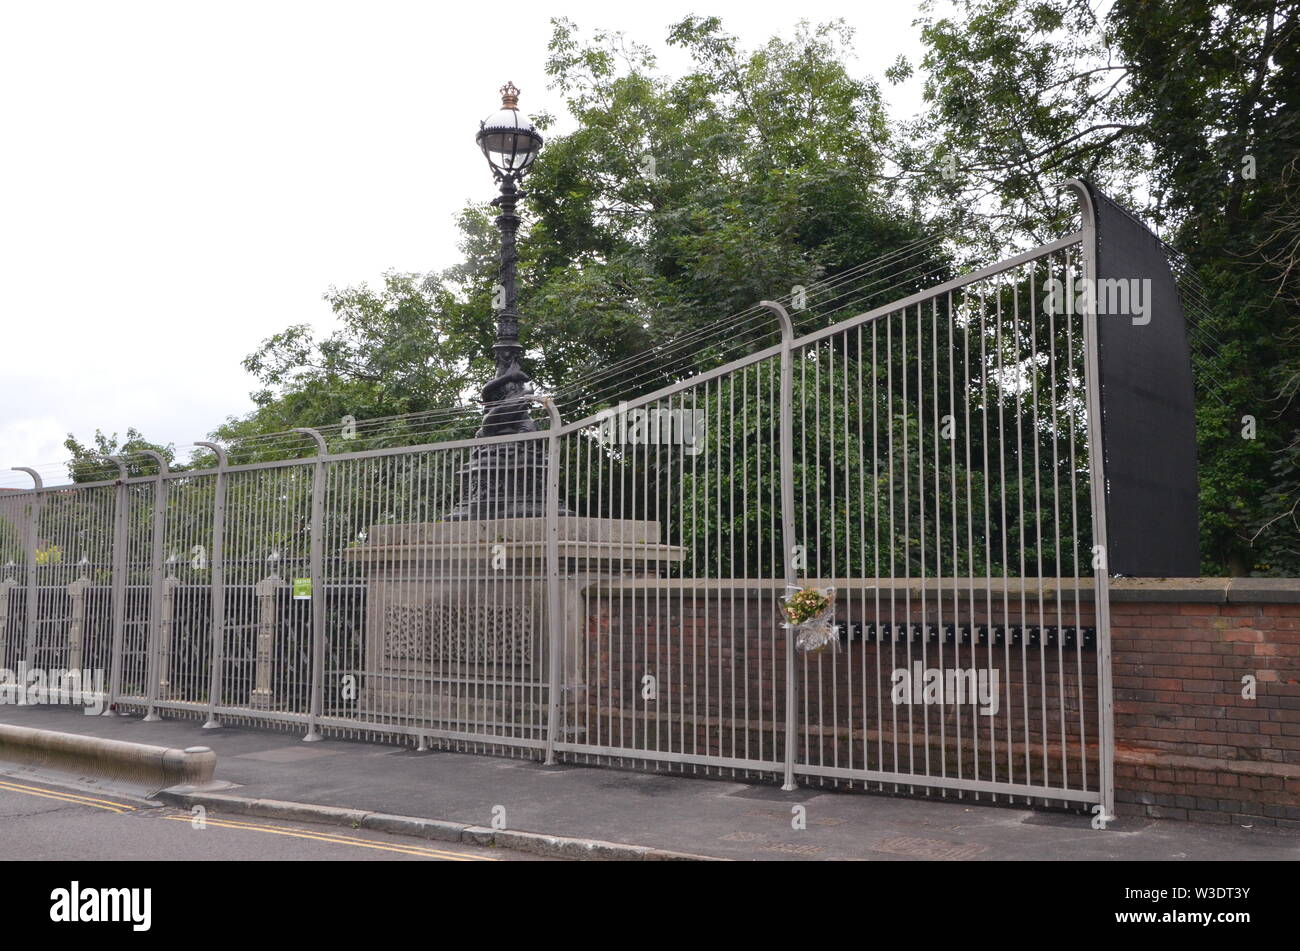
top-left (500, 81), bottom-right (520, 109)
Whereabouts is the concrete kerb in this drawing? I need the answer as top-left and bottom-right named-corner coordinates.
top-left (0, 722), bottom-right (217, 794)
top-left (154, 790), bottom-right (723, 861)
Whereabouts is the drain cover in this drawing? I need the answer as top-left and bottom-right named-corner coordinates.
top-left (761, 842), bottom-right (825, 856)
top-left (719, 831), bottom-right (763, 842)
top-left (871, 834), bottom-right (986, 860)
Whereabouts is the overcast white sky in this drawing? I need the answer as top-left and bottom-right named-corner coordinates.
top-left (0, 1), bottom-right (930, 484)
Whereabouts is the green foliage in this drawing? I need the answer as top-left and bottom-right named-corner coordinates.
top-left (0, 512), bottom-right (22, 570)
top-left (896, 0), bottom-right (1148, 252)
top-left (525, 17), bottom-right (934, 414)
top-left (63, 428), bottom-right (178, 482)
top-left (667, 313), bottom-right (1092, 580)
top-left (897, 0), bottom-right (1299, 575)
top-left (213, 271), bottom-right (478, 461)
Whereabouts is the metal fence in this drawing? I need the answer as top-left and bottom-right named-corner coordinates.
top-left (0, 207), bottom-right (1115, 816)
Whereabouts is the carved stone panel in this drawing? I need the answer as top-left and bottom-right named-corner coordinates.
top-left (381, 596), bottom-right (537, 666)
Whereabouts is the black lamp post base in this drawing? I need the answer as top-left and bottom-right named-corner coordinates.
top-left (444, 440), bottom-right (571, 521)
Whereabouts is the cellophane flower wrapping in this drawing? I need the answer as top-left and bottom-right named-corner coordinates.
top-left (782, 586), bottom-right (839, 654)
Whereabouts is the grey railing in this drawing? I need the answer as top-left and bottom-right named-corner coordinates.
top-left (0, 213), bottom-right (1115, 818)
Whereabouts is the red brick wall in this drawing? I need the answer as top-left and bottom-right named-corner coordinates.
top-left (1111, 597), bottom-right (1300, 828)
top-left (580, 580), bottom-right (1300, 827)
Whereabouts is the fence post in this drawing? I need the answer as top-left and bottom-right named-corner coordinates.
top-left (67, 574), bottom-right (90, 673)
top-left (1062, 180), bottom-right (1116, 823)
top-left (541, 397), bottom-right (563, 766)
top-left (196, 441), bottom-right (227, 730)
top-left (157, 566), bottom-right (179, 700)
top-left (100, 454), bottom-right (129, 716)
top-left (250, 568), bottom-right (282, 710)
top-left (11, 468), bottom-right (42, 670)
top-left (0, 573), bottom-right (15, 669)
top-left (760, 301), bottom-right (800, 792)
top-left (294, 428), bottom-right (328, 743)
top-left (139, 450), bottom-right (170, 722)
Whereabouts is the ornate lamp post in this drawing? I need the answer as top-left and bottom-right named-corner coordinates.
top-left (447, 82), bottom-right (550, 520)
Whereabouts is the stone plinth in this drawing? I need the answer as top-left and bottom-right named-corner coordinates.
top-left (344, 517), bottom-right (685, 735)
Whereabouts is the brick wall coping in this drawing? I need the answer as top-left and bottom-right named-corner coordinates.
top-left (585, 577), bottom-right (1300, 603)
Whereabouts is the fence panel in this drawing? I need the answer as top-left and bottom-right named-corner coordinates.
top-left (0, 491), bottom-right (31, 672)
top-left (114, 481), bottom-right (157, 704)
top-left (27, 483), bottom-right (117, 703)
top-left (785, 241), bottom-right (1101, 804)
top-left (319, 436), bottom-right (553, 753)
top-left (150, 473), bottom-right (217, 709)
top-left (214, 464), bottom-right (312, 719)
top-left (554, 354), bottom-right (789, 776)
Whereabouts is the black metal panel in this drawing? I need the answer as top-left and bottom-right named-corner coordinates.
top-left (1083, 180), bottom-right (1199, 576)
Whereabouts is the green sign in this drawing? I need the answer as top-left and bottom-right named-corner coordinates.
top-left (292, 577), bottom-right (312, 600)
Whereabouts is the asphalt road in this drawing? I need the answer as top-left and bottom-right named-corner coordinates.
top-left (0, 776), bottom-right (547, 861)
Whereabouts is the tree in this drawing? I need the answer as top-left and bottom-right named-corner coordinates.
top-left (523, 16), bottom-right (940, 417)
top-left (63, 428), bottom-right (178, 482)
top-left (894, 0), bottom-right (1300, 574)
top-left (891, 0), bottom-right (1148, 254)
top-left (1110, 0), bottom-right (1300, 574)
top-left (211, 271), bottom-right (479, 461)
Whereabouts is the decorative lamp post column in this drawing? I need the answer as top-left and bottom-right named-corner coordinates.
top-left (447, 82), bottom-right (554, 520)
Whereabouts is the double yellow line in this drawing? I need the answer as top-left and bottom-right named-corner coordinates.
top-left (0, 777), bottom-right (496, 860)
top-left (163, 814), bottom-right (497, 861)
top-left (0, 778), bottom-right (137, 814)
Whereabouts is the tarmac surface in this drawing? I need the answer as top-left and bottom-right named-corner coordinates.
top-left (0, 775), bottom-right (542, 861)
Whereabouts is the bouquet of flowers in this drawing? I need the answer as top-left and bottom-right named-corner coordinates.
top-left (781, 586), bottom-right (839, 654)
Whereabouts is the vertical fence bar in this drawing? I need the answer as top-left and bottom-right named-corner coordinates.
top-left (11, 468), bottom-right (41, 669)
top-left (1064, 179), bottom-right (1115, 820)
top-left (760, 301), bottom-right (799, 792)
top-left (296, 428), bottom-right (328, 742)
top-left (542, 398), bottom-right (563, 765)
top-left (140, 450), bottom-right (169, 721)
top-left (98, 455), bottom-right (129, 716)
top-left (197, 441), bottom-right (227, 729)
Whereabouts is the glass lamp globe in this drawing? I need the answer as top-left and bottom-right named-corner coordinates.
top-left (476, 81), bottom-right (543, 180)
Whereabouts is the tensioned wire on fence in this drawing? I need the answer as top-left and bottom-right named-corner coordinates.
top-left (215, 234), bottom-right (955, 461)
top-left (549, 236), bottom-right (954, 415)
top-left (0, 234), bottom-right (955, 485)
top-left (1, 228), bottom-right (1217, 486)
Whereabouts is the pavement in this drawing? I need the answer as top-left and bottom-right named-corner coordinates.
top-left (2, 703), bottom-right (1298, 861)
